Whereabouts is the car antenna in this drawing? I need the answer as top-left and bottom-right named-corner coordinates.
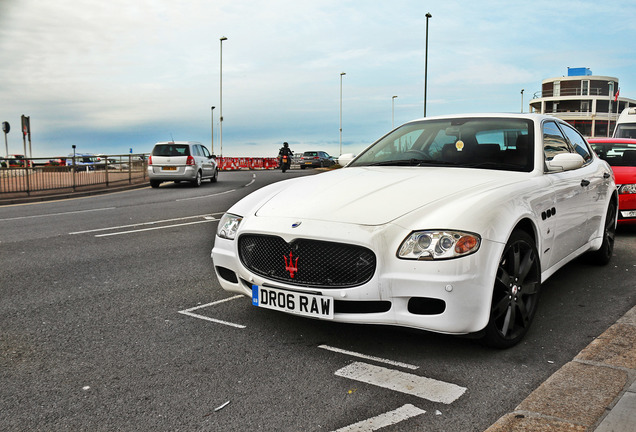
top-left (170, 133), bottom-right (175, 144)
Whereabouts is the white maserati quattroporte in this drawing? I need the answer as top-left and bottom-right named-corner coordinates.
top-left (211, 114), bottom-right (618, 348)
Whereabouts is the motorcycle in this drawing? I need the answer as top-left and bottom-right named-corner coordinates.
top-left (280, 154), bottom-right (291, 173)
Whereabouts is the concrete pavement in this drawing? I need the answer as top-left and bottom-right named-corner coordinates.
top-left (486, 305), bottom-right (636, 432)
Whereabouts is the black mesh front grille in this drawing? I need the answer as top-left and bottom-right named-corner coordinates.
top-left (238, 234), bottom-right (376, 288)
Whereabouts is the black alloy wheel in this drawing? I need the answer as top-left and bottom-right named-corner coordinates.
top-left (481, 230), bottom-right (541, 348)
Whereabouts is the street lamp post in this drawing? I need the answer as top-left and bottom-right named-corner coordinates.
top-left (219, 36), bottom-right (227, 157)
top-left (340, 72), bottom-right (346, 156)
top-left (608, 81), bottom-right (614, 137)
top-left (424, 12), bottom-right (432, 117)
top-left (211, 106), bottom-right (215, 154)
top-left (520, 89), bottom-right (524, 113)
top-left (392, 95), bottom-right (398, 129)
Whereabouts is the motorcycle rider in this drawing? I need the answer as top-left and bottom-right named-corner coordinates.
top-left (278, 142), bottom-right (293, 171)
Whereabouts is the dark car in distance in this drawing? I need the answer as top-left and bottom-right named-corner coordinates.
top-left (300, 151), bottom-right (335, 169)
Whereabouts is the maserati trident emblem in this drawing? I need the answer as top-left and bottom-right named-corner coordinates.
top-left (291, 221), bottom-right (302, 228)
top-left (284, 251), bottom-right (299, 278)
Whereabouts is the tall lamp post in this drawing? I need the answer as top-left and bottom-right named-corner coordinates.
top-left (520, 89), bottom-right (524, 113)
top-left (340, 72), bottom-right (346, 156)
top-left (210, 106), bottom-right (215, 154)
top-left (608, 81), bottom-right (614, 137)
top-left (392, 95), bottom-right (398, 129)
top-left (424, 12), bottom-right (432, 117)
top-left (219, 36), bottom-right (227, 157)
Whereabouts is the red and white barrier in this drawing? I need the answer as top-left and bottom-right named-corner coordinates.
top-left (217, 157), bottom-right (279, 171)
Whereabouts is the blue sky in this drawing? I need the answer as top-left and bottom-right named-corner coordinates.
top-left (1, 0), bottom-right (635, 158)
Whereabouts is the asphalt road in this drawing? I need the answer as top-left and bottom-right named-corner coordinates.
top-left (1, 169), bottom-right (635, 431)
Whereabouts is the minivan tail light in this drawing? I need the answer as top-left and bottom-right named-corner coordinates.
top-left (186, 155), bottom-right (195, 166)
top-left (148, 155), bottom-right (153, 165)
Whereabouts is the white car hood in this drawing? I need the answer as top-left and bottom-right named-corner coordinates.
top-left (255, 167), bottom-right (525, 225)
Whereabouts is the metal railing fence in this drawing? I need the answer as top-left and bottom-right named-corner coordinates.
top-left (0, 154), bottom-right (148, 196)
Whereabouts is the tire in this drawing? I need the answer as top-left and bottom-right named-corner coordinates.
top-left (210, 168), bottom-right (218, 183)
top-left (587, 200), bottom-right (617, 265)
top-left (150, 180), bottom-right (161, 188)
top-left (191, 170), bottom-right (202, 187)
top-left (481, 230), bottom-right (541, 348)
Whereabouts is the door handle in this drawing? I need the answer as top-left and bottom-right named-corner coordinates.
top-left (581, 179), bottom-right (590, 187)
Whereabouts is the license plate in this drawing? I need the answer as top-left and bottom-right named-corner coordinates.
top-left (304, 161), bottom-right (312, 164)
top-left (252, 285), bottom-right (333, 319)
top-left (621, 210), bottom-right (636, 218)
top-left (162, 166), bottom-right (177, 171)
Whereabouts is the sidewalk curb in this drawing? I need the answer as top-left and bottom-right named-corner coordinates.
top-left (485, 305), bottom-right (636, 431)
top-left (0, 182), bottom-right (149, 205)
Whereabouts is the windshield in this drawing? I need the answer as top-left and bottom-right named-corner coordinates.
top-left (349, 117), bottom-right (534, 172)
top-left (590, 142), bottom-right (636, 167)
top-left (152, 144), bottom-right (191, 157)
top-left (614, 123), bottom-right (636, 139)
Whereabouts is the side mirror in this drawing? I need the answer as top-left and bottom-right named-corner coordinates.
top-left (546, 153), bottom-right (585, 172)
top-left (337, 153), bottom-right (356, 166)
top-left (210, 154), bottom-right (217, 159)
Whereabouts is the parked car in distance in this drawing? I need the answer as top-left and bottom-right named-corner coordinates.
top-left (147, 141), bottom-right (218, 188)
top-left (212, 113), bottom-right (618, 348)
top-left (300, 151), bottom-right (335, 168)
top-left (45, 158), bottom-right (66, 166)
top-left (65, 154), bottom-right (99, 171)
top-left (588, 138), bottom-right (636, 224)
top-left (1, 154), bottom-right (32, 168)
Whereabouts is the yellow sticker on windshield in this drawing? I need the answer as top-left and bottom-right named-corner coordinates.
top-left (455, 140), bottom-right (465, 151)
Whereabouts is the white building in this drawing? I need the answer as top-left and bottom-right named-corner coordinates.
top-left (529, 67), bottom-right (636, 137)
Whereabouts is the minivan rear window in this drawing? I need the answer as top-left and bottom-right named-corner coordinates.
top-left (152, 144), bottom-right (190, 157)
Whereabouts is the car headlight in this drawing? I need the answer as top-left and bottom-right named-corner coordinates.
top-left (217, 213), bottom-right (243, 240)
top-left (398, 230), bottom-right (481, 260)
top-left (618, 184), bottom-right (636, 194)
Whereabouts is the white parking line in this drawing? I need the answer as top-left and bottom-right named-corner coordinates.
top-left (318, 345), bottom-right (418, 370)
top-left (177, 174), bottom-right (257, 201)
top-left (1, 206), bottom-right (116, 222)
top-left (335, 362), bottom-right (466, 404)
top-left (94, 219), bottom-right (213, 237)
top-left (178, 296), bottom-right (246, 329)
top-left (69, 213), bottom-right (221, 235)
top-left (332, 404), bottom-right (425, 432)
top-left (176, 189), bottom-right (237, 201)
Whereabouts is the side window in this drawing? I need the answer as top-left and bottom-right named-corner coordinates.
top-left (560, 124), bottom-right (592, 163)
top-left (543, 121), bottom-right (570, 161)
top-left (200, 145), bottom-right (211, 158)
top-left (192, 145), bottom-right (201, 157)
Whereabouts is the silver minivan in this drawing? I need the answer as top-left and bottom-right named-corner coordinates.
top-left (148, 141), bottom-right (218, 188)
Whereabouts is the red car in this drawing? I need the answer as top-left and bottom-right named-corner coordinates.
top-left (588, 138), bottom-right (636, 224)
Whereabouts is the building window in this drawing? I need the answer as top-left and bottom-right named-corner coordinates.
top-left (581, 80), bottom-right (589, 96)
top-left (554, 81), bottom-right (561, 97)
top-left (581, 101), bottom-right (590, 112)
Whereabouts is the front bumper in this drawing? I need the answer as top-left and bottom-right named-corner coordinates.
top-left (211, 217), bottom-right (504, 335)
top-left (618, 193), bottom-right (636, 224)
